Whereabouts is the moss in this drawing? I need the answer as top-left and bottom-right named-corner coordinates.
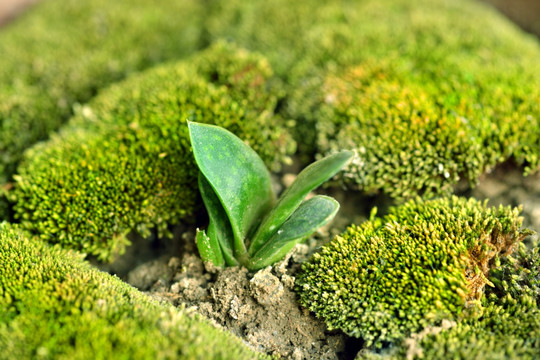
top-left (204, 0), bottom-right (540, 189)
top-left (313, 58), bottom-right (539, 200)
top-left (9, 43), bottom-right (295, 261)
top-left (0, 0), bottom-right (204, 186)
top-left (358, 240), bottom-right (540, 360)
top-left (296, 197), bottom-right (531, 347)
top-left (0, 223), bottom-right (266, 359)
top-left (2, 0), bottom-right (539, 207)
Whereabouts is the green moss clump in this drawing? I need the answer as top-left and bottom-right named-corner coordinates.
top-left (204, 0), bottom-right (540, 191)
top-left (0, 223), bottom-right (266, 359)
top-left (9, 43), bottom-right (295, 261)
top-left (313, 58), bottom-right (539, 200)
top-left (0, 0), bottom-right (204, 186)
top-left (296, 197), bottom-right (531, 347)
top-left (358, 240), bottom-right (540, 360)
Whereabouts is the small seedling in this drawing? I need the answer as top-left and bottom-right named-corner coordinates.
top-left (188, 122), bottom-right (352, 270)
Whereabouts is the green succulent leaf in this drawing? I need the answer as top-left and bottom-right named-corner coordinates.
top-left (188, 121), bottom-right (275, 262)
top-left (249, 195), bottom-right (340, 270)
top-left (249, 151), bottom-right (353, 255)
top-left (195, 229), bottom-right (225, 267)
top-left (198, 174), bottom-right (238, 266)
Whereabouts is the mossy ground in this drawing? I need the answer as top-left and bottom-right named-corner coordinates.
top-left (0, 223), bottom-right (266, 360)
top-left (0, 0), bottom-right (539, 358)
top-left (296, 197), bottom-right (532, 349)
top-left (204, 0), bottom-right (540, 180)
top-left (9, 43), bottom-right (295, 261)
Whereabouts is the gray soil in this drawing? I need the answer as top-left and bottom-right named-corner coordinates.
top-left (470, 165), bottom-right (540, 232)
top-left (127, 236), bottom-right (352, 360)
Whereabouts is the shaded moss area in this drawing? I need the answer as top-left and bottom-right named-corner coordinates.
top-left (0, 0), bottom-right (204, 185)
top-left (296, 197), bottom-right (531, 347)
top-left (0, 223), bottom-right (266, 360)
top-left (9, 43), bottom-right (295, 261)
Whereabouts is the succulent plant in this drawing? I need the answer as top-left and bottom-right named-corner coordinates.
top-left (188, 121), bottom-right (352, 270)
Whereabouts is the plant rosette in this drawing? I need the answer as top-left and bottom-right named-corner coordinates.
top-left (188, 121), bottom-right (353, 270)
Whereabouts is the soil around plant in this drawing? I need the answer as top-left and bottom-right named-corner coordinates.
top-left (127, 234), bottom-right (355, 360)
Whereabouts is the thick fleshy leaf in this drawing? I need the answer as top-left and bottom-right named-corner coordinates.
top-left (248, 195), bottom-right (340, 270)
top-left (195, 229), bottom-right (225, 267)
top-left (189, 122), bottom-right (275, 261)
top-left (249, 151), bottom-right (352, 255)
top-left (198, 174), bottom-right (238, 266)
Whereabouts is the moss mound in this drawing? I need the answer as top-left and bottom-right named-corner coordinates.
top-left (296, 197), bottom-right (531, 347)
top-left (0, 223), bottom-right (265, 359)
top-left (204, 0), bottom-right (540, 195)
top-left (314, 62), bottom-right (540, 199)
top-left (9, 43), bottom-right (295, 261)
top-left (359, 240), bottom-right (540, 360)
top-left (0, 0), bottom-right (204, 185)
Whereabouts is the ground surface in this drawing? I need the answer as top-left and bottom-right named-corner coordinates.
top-left (1, 1), bottom-right (539, 359)
top-left (120, 167), bottom-right (540, 359)
top-left (482, 0), bottom-right (540, 36)
top-left (0, 0), bottom-right (39, 26)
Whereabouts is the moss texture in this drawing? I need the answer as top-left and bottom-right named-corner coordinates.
top-left (0, 0), bottom-right (204, 186)
top-left (2, 0), bottom-right (539, 211)
top-left (313, 57), bottom-right (539, 200)
top-left (204, 0), bottom-right (540, 196)
top-left (296, 197), bottom-right (531, 347)
top-left (358, 239), bottom-right (540, 360)
top-left (9, 43), bottom-right (295, 261)
top-left (0, 223), bottom-right (266, 359)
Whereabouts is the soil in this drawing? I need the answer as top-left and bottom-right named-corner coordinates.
top-left (481, 0), bottom-right (540, 37)
top-left (468, 163), bottom-right (540, 232)
top-left (126, 234), bottom-right (354, 360)
top-left (0, 0), bottom-right (40, 26)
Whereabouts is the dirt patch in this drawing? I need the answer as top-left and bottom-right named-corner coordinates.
top-left (127, 235), bottom-right (353, 359)
top-left (481, 0), bottom-right (540, 37)
top-left (0, 0), bottom-right (40, 27)
top-left (469, 164), bottom-right (540, 232)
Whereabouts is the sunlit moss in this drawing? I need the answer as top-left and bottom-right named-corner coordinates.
top-left (9, 44), bottom-right (295, 261)
top-left (296, 197), bottom-right (531, 347)
top-left (0, 223), bottom-right (267, 359)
